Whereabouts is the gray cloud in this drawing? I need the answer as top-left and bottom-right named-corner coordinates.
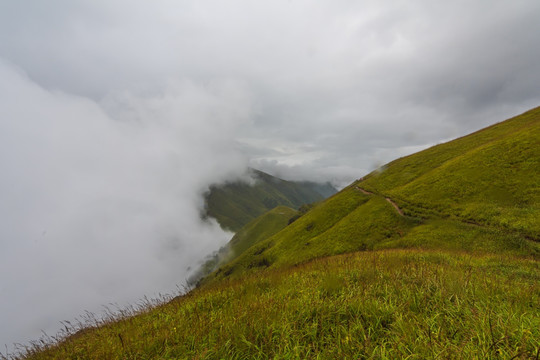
top-left (1, 0), bottom-right (540, 349)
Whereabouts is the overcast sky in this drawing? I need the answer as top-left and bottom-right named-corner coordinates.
top-left (1, 0), bottom-right (540, 351)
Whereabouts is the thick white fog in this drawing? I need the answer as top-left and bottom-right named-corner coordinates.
top-left (0, 61), bottom-right (250, 348)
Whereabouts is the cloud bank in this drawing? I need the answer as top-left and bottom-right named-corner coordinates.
top-left (2, 1), bottom-right (540, 185)
top-left (0, 61), bottom-right (250, 348)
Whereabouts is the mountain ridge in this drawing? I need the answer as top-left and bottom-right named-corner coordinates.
top-left (204, 168), bottom-right (337, 232)
top-left (202, 107), bottom-right (539, 283)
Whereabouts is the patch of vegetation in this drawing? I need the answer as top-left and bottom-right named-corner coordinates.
top-left (287, 203), bottom-right (316, 225)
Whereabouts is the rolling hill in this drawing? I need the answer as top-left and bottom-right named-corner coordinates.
top-left (204, 168), bottom-right (337, 232)
top-left (13, 107), bottom-right (540, 359)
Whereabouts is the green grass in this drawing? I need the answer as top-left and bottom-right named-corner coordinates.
top-left (360, 106), bottom-right (540, 239)
top-left (208, 186), bottom-right (538, 284)
top-left (375, 219), bottom-right (540, 255)
top-left (227, 206), bottom-right (298, 261)
top-left (18, 250), bottom-right (540, 359)
top-left (189, 206), bottom-right (298, 285)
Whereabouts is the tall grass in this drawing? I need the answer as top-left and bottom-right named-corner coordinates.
top-left (13, 249), bottom-right (540, 359)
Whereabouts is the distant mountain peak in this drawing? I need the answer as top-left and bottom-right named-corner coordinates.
top-left (204, 169), bottom-right (337, 232)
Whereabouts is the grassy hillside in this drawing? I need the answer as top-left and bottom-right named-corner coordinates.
top-left (360, 107), bottom-right (540, 240)
top-left (18, 250), bottom-right (540, 359)
top-left (188, 206), bottom-right (297, 286)
top-left (226, 206), bottom-right (297, 262)
top-left (205, 107), bottom-right (539, 283)
top-left (12, 107), bottom-right (540, 359)
top-left (204, 169), bottom-right (336, 232)
top-left (207, 185), bottom-right (538, 284)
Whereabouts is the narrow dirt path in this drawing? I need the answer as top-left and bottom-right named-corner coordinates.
top-left (385, 198), bottom-right (404, 216)
top-left (355, 186), bottom-right (405, 217)
top-left (355, 186), bottom-right (373, 195)
top-left (354, 186), bottom-right (537, 242)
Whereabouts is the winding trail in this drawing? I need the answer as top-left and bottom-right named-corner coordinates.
top-left (385, 197), bottom-right (404, 216)
top-left (355, 186), bottom-right (373, 196)
top-left (354, 185), bottom-right (538, 242)
top-left (355, 186), bottom-right (405, 217)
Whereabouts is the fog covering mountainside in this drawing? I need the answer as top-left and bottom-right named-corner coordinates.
top-left (12, 107), bottom-right (540, 359)
top-left (204, 168), bottom-right (337, 232)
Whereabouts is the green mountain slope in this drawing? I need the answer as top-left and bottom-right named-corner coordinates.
top-left (204, 169), bottom-right (337, 232)
top-left (360, 107), bottom-right (540, 239)
top-left (226, 206), bottom-right (297, 263)
top-left (16, 107), bottom-right (540, 359)
top-left (188, 205), bottom-right (297, 285)
top-left (203, 107), bottom-right (540, 283)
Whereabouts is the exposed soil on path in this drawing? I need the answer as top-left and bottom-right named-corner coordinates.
top-left (385, 197), bottom-right (404, 216)
top-left (355, 186), bottom-right (373, 196)
top-left (354, 185), bottom-right (538, 241)
top-left (355, 186), bottom-right (405, 217)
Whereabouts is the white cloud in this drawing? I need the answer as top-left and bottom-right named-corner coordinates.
top-left (0, 60), bottom-right (249, 349)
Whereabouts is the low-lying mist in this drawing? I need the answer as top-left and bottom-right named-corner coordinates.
top-left (0, 61), bottom-right (250, 349)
